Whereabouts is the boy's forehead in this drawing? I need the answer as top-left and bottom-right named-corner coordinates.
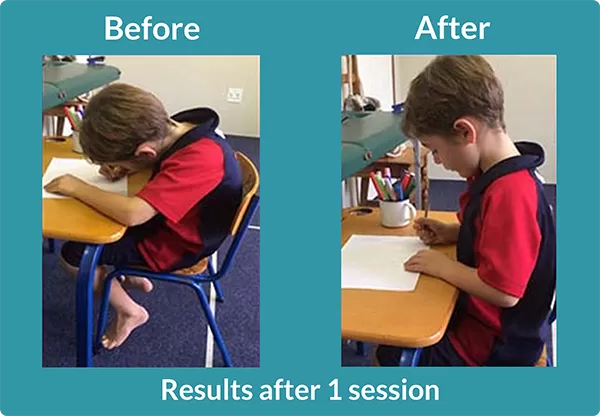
top-left (419, 135), bottom-right (446, 147)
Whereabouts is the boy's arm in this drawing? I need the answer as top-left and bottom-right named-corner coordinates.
top-left (404, 250), bottom-right (520, 308)
top-left (408, 179), bottom-right (542, 309)
top-left (446, 223), bottom-right (460, 243)
top-left (44, 174), bottom-right (157, 226)
top-left (442, 260), bottom-right (519, 308)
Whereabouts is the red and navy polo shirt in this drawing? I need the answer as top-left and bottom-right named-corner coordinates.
top-left (448, 142), bottom-right (556, 366)
top-left (135, 108), bottom-right (243, 272)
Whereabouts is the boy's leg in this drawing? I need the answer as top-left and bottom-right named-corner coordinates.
top-left (60, 240), bottom-right (151, 349)
top-left (100, 276), bottom-right (149, 350)
top-left (375, 335), bottom-right (466, 366)
top-left (59, 245), bottom-right (153, 293)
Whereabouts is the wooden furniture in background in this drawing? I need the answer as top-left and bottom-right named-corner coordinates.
top-left (341, 55), bottom-right (362, 99)
top-left (42, 98), bottom-right (88, 137)
top-left (354, 146), bottom-right (430, 209)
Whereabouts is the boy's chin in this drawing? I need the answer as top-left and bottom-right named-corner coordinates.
top-left (454, 168), bottom-right (477, 179)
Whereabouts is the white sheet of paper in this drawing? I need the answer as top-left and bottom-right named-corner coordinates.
top-left (42, 158), bottom-right (128, 199)
top-left (341, 234), bottom-right (428, 292)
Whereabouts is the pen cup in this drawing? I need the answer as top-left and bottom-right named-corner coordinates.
top-left (71, 130), bottom-right (83, 154)
top-left (379, 199), bottom-right (417, 228)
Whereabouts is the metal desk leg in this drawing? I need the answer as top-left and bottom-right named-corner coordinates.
top-left (76, 244), bottom-right (103, 367)
top-left (398, 348), bottom-right (422, 367)
top-left (413, 139), bottom-right (422, 209)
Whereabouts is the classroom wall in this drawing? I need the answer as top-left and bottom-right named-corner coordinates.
top-left (356, 55), bottom-right (394, 111)
top-left (105, 56), bottom-right (260, 138)
top-left (394, 55), bottom-right (556, 183)
top-left (342, 55), bottom-right (395, 111)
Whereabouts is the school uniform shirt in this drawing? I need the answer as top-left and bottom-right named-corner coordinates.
top-left (449, 142), bottom-right (556, 366)
top-left (135, 108), bottom-right (243, 272)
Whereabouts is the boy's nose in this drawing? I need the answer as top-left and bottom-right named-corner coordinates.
top-left (433, 153), bottom-right (442, 164)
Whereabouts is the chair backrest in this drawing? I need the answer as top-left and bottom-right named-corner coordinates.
top-left (229, 152), bottom-right (260, 236)
top-left (211, 152), bottom-right (259, 279)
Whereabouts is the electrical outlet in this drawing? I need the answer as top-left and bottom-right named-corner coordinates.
top-left (227, 88), bottom-right (243, 103)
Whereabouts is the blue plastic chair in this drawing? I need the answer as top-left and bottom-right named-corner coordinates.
top-left (94, 152), bottom-right (260, 367)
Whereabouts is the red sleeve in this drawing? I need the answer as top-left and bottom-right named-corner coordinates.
top-left (137, 139), bottom-right (224, 223)
top-left (476, 173), bottom-right (542, 298)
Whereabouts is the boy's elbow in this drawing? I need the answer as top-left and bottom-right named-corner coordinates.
top-left (495, 293), bottom-right (520, 308)
top-left (123, 212), bottom-right (145, 227)
top-left (123, 198), bottom-right (156, 226)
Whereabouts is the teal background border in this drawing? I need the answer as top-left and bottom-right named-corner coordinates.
top-left (1, 1), bottom-right (599, 415)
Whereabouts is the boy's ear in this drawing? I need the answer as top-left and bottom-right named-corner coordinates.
top-left (134, 142), bottom-right (158, 159)
top-left (453, 118), bottom-right (477, 144)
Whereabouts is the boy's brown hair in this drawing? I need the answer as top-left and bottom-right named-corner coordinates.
top-left (79, 83), bottom-right (171, 163)
top-left (401, 55), bottom-right (506, 140)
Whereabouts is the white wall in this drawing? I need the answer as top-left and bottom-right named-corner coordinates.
top-left (105, 56), bottom-right (260, 138)
top-left (44, 56), bottom-right (260, 138)
top-left (356, 55), bottom-right (395, 111)
top-left (394, 55), bottom-right (556, 183)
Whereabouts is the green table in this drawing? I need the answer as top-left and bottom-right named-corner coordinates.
top-left (42, 61), bottom-right (121, 110)
top-left (341, 111), bottom-right (422, 208)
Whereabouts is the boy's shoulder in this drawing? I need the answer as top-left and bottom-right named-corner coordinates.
top-left (481, 169), bottom-right (540, 215)
top-left (485, 169), bottom-right (537, 196)
top-left (157, 136), bottom-right (227, 176)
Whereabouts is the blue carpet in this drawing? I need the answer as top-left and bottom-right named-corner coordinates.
top-left (342, 179), bottom-right (557, 366)
top-left (43, 136), bottom-right (260, 367)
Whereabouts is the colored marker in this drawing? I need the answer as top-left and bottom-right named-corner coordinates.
top-left (63, 106), bottom-right (77, 130)
top-left (393, 182), bottom-right (404, 200)
top-left (369, 172), bottom-right (385, 200)
top-left (384, 177), bottom-right (397, 201)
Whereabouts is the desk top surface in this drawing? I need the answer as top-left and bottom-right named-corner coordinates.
top-left (341, 208), bottom-right (459, 348)
top-left (42, 138), bottom-right (150, 244)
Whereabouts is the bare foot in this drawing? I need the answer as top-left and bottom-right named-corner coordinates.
top-left (119, 276), bottom-right (154, 293)
top-left (101, 306), bottom-right (149, 350)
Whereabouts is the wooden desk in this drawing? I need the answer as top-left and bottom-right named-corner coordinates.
top-left (342, 207), bottom-right (459, 363)
top-left (43, 138), bottom-right (149, 243)
top-left (42, 137), bottom-right (150, 367)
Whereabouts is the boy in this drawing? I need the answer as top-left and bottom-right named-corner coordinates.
top-left (376, 56), bottom-right (556, 366)
top-left (44, 83), bottom-right (243, 350)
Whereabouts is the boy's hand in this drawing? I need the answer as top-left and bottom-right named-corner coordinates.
top-left (404, 249), bottom-right (456, 279)
top-left (413, 218), bottom-right (456, 245)
top-left (99, 164), bottom-right (128, 181)
top-left (44, 174), bottom-right (85, 197)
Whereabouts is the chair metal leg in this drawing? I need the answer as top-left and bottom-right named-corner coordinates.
top-left (398, 348), bottom-right (422, 367)
top-left (213, 281), bottom-right (224, 303)
top-left (76, 244), bottom-right (103, 367)
top-left (208, 256), bottom-right (224, 303)
top-left (191, 282), bottom-right (232, 367)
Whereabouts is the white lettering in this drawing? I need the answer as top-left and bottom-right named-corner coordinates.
top-left (105, 15), bottom-right (201, 40)
top-left (415, 15), bottom-right (491, 40)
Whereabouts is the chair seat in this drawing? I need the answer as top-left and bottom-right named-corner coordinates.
top-left (173, 258), bottom-right (209, 276)
top-left (535, 345), bottom-right (548, 367)
top-left (127, 258), bottom-right (209, 276)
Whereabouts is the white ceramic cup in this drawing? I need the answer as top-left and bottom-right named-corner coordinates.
top-left (72, 130), bottom-right (83, 153)
top-left (379, 199), bottom-right (417, 228)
